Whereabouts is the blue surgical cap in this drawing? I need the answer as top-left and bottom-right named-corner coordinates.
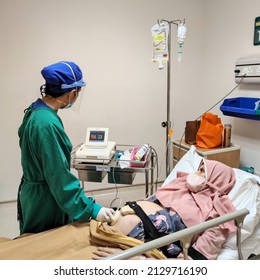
top-left (41, 61), bottom-right (86, 97)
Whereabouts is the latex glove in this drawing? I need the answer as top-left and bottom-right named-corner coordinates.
top-left (96, 207), bottom-right (116, 223)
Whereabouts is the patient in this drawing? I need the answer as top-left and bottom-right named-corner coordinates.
top-left (0, 159), bottom-right (237, 260)
top-left (93, 158), bottom-right (237, 260)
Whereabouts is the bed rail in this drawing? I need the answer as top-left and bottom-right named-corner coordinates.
top-left (105, 208), bottom-right (249, 260)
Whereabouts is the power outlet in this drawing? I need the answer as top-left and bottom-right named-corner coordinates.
top-left (235, 55), bottom-right (260, 83)
top-left (242, 67), bottom-right (253, 75)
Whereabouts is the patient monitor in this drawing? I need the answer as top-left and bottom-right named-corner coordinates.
top-left (75, 127), bottom-right (116, 163)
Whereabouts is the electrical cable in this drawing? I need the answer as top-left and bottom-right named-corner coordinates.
top-left (71, 143), bottom-right (83, 155)
top-left (157, 136), bottom-right (171, 183)
top-left (194, 74), bottom-right (246, 121)
top-left (108, 145), bottom-right (160, 205)
top-left (147, 146), bottom-right (159, 192)
top-left (109, 162), bottom-right (123, 210)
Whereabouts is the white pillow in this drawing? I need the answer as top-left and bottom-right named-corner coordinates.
top-left (162, 145), bottom-right (202, 187)
top-left (218, 169), bottom-right (260, 259)
top-left (241, 222), bottom-right (260, 257)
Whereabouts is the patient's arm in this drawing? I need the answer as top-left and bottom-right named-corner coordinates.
top-left (191, 226), bottom-right (229, 260)
top-left (92, 247), bottom-right (124, 260)
top-left (92, 247), bottom-right (156, 260)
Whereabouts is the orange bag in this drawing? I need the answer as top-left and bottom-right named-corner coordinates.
top-left (196, 112), bottom-right (223, 149)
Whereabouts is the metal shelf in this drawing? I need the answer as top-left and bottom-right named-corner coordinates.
top-left (72, 144), bottom-right (156, 197)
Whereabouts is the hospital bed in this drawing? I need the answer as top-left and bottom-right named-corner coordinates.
top-left (106, 145), bottom-right (260, 260)
top-left (0, 146), bottom-right (259, 260)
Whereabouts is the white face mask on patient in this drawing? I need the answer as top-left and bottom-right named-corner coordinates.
top-left (186, 173), bottom-right (207, 193)
top-left (186, 159), bottom-right (208, 193)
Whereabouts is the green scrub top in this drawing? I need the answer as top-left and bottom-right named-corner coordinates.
top-left (17, 100), bottom-right (101, 234)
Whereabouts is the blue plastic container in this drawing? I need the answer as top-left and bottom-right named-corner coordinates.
top-left (220, 97), bottom-right (260, 120)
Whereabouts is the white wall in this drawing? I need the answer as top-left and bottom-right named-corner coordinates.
top-left (1, 0), bottom-right (260, 238)
top-left (200, 0), bottom-right (260, 174)
top-left (0, 0), bottom-right (205, 202)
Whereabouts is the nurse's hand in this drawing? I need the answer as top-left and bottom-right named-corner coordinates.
top-left (96, 207), bottom-right (116, 223)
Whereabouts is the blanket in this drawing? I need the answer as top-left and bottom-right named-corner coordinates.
top-left (0, 220), bottom-right (165, 260)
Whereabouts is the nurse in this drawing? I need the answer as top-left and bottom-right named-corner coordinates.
top-left (17, 61), bottom-right (115, 235)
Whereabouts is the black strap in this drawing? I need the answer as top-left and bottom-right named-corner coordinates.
top-left (126, 201), bottom-right (170, 256)
top-left (188, 246), bottom-right (208, 260)
top-left (126, 201), bottom-right (208, 260)
top-left (126, 201), bottom-right (160, 241)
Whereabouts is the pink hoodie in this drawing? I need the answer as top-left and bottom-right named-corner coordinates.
top-left (154, 159), bottom-right (236, 259)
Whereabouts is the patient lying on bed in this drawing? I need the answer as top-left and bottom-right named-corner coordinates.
top-left (94, 158), bottom-right (237, 260)
top-left (0, 159), bottom-right (237, 260)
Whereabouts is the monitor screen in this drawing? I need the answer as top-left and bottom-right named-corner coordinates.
top-left (89, 130), bottom-right (105, 142)
top-left (85, 127), bottom-right (109, 147)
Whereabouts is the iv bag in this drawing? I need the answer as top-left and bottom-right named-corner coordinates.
top-left (177, 22), bottom-right (187, 44)
top-left (151, 21), bottom-right (169, 69)
top-left (177, 22), bottom-right (187, 63)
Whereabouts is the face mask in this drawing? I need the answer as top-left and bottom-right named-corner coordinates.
top-left (186, 173), bottom-right (207, 193)
top-left (64, 102), bottom-right (73, 109)
top-left (63, 90), bottom-right (78, 109)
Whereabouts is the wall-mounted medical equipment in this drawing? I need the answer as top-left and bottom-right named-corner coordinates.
top-left (235, 54), bottom-right (260, 83)
top-left (75, 127), bottom-right (116, 163)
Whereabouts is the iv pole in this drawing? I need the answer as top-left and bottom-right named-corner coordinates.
top-left (159, 19), bottom-right (185, 177)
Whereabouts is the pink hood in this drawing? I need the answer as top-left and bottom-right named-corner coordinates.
top-left (155, 159), bottom-right (236, 232)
